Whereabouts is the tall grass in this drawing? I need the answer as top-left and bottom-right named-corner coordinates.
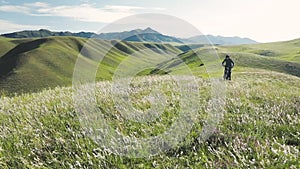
top-left (0, 72), bottom-right (299, 168)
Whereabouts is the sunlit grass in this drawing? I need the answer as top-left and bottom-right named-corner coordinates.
top-left (0, 71), bottom-right (299, 168)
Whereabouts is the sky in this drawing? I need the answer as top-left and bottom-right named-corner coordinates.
top-left (0, 0), bottom-right (300, 42)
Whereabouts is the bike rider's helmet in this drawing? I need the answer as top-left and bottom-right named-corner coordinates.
top-left (226, 55), bottom-right (230, 58)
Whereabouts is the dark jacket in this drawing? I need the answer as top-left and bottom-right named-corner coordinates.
top-left (222, 58), bottom-right (234, 68)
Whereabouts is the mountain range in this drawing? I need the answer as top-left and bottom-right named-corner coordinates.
top-left (1, 28), bottom-right (258, 45)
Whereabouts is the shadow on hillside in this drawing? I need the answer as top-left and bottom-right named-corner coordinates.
top-left (0, 38), bottom-right (48, 77)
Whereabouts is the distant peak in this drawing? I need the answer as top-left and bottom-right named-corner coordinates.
top-left (144, 27), bottom-right (153, 31)
top-left (143, 27), bottom-right (159, 34)
top-left (38, 29), bottom-right (51, 32)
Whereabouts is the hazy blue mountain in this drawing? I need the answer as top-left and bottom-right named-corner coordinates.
top-left (97, 27), bottom-right (158, 39)
top-left (95, 27), bottom-right (182, 43)
top-left (1, 28), bottom-right (258, 45)
top-left (123, 33), bottom-right (183, 43)
top-left (186, 35), bottom-right (258, 45)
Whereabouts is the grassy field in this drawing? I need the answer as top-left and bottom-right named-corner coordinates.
top-left (0, 36), bottom-right (300, 168)
top-left (0, 70), bottom-right (299, 168)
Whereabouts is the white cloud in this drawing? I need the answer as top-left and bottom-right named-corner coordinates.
top-left (0, 3), bottom-right (152, 23)
top-left (34, 4), bottom-right (137, 23)
top-left (104, 5), bottom-right (145, 12)
top-left (24, 2), bottom-right (49, 8)
top-left (152, 7), bottom-right (166, 11)
top-left (0, 19), bottom-right (48, 33)
top-left (0, 5), bottom-right (30, 14)
top-left (79, 0), bottom-right (90, 3)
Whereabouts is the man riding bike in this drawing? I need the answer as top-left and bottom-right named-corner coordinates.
top-left (222, 55), bottom-right (235, 80)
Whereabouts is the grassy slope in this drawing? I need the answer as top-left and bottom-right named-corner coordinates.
top-left (0, 72), bottom-right (299, 168)
top-left (0, 37), bottom-right (181, 94)
top-left (1, 36), bottom-right (300, 94)
top-left (0, 36), bottom-right (299, 168)
top-left (0, 37), bottom-right (17, 58)
top-left (224, 38), bottom-right (300, 62)
top-left (0, 37), bottom-right (88, 93)
top-left (157, 39), bottom-right (300, 78)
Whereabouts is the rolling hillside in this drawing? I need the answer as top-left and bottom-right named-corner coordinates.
top-left (0, 37), bottom-right (17, 58)
top-left (0, 36), bottom-right (300, 94)
top-left (0, 34), bottom-right (299, 168)
top-left (225, 38), bottom-right (300, 62)
top-left (155, 38), bottom-right (300, 77)
top-left (0, 36), bottom-right (181, 94)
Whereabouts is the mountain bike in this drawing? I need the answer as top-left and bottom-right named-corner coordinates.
top-left (223, 67), bottom-right (232, 80)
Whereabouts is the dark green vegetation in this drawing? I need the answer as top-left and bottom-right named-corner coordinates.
top-left (0, 28), bottom-right (161, 40)
top-left (1, 28), bottom-right (183, 44)
top-left (99, 27), bottom-right (182, 43)
top-left (1, 29), bottom-right (95, 39)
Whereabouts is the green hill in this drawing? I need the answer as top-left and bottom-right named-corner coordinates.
top-left (0, 35), bottom-right (300, 168)
top-left (0, 37), bottom-right (17, 58)
top-left (0, 36), bottom-right (181, 94)
top-left (0, 37), bottom-right (87, 93)
top-left (223, 38), bottom-right (300, 62)
top-left (1, 36), bottom-right (300, 94)
top-left (156, 38), bottom-right (300, 77)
